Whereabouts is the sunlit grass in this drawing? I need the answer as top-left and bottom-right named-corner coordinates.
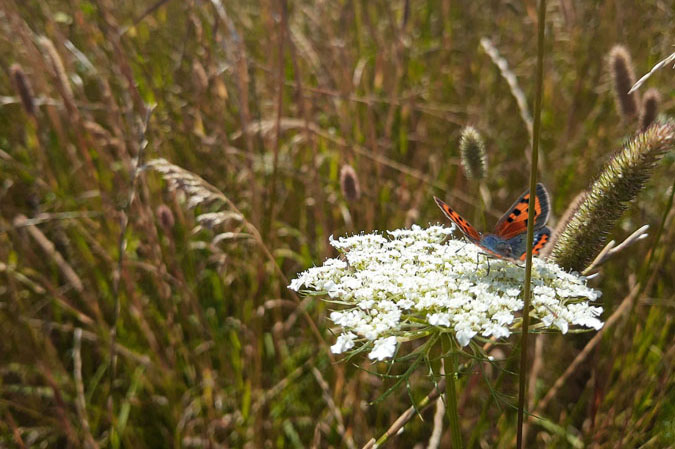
top-left (0, 1), bottom-right (673, 447)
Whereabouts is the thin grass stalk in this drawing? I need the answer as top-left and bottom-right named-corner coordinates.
top-left (281, 7), bottom-right (331, 257)
top-left (634, 177), bottom-right (675, 315)
top-left (265, 0), bottom-right (287, 241)
top-left (517, 0), bottom-right (546, 447)
top-left (109, 105), bottom-right (153, 443)
top-left (531, 283), bottom-right (639, 414)
top-left (467, 363), bottom-right (507, 447)
top-left (312, 367), bottom-right (356, 449)
top-left (73, 328), bottom-right (99, 449)
top-left (445, 336), bottom-right (462, 448)
top-left (628, 50), bottom-right (675, 94)
top-left (362, 377), bottom-right (448, 448)
top-left (4, 411), bottom-right (27, 449)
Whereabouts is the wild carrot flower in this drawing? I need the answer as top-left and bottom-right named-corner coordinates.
top-left (289, 225), bottom-right (603, 360)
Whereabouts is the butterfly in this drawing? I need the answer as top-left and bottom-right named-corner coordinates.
top-left (434, 183), bottom-right (552, 261)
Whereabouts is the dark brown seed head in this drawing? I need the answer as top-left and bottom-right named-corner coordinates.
top-left (340, 164), bottom-right (361, 202)
top-left (156, 204), bottom-right (175, 230)
top-left (608, 45), bottom-right (639, 121)
top-left (10, 64), bottom-right (36, 117)
top-left (640, 88), bottom-right (660, 131)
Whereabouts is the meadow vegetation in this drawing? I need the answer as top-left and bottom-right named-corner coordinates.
top-left (0, 1), bottom-right (673, 447)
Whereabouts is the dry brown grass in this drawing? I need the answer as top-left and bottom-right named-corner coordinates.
top-left (0, 1), bottom-right (673, 447)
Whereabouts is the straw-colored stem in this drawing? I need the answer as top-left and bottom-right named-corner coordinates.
top-left (517, 0), bottom-right (546, 447)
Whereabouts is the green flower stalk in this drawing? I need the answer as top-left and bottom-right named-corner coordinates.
top-left (640, 88), bottom-right (660, 131)
top-left (609, 45), bottom-right (639, 121)
top-left (459, 126), bottom-right (487, 180)
top-left (551, 119), bottom-right (675, 271)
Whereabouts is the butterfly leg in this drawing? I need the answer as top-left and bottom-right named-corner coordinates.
top-left (474, 251), bottom-right (491, 276)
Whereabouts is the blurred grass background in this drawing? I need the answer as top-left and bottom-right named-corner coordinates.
top-left (0, 0), bottom-right (673, 447)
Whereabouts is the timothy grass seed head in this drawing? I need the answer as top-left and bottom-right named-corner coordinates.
top-left (9, 64), bottom-right (36, 117)
top-left (340, 164), bottom-right (361, 202)
top-left (640, 88), bottom-right (661, 131)
top-left (609, 45), bottom-right (639, 121)
top-left (459, 126), bottom-right (487, 180)
top-left (552, 118), bottom-right (675, 271)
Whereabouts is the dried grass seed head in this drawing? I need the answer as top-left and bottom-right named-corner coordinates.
top-left (38, 36), bottom-right (76, 113)
top-left (156, 204), bottom-right (175, 230)
top-left (10, 63), bottom-right (36, 117)
top-left (640, 88), bottom-right (660, 131)
top-left (551, 118), bottom-right (675, 271)
top-left (459, 126), bottom-right (487, 180)
top-left (609, 45), bottom-right (639, 121)
top-left (340, 164), bottom-right (361, 202)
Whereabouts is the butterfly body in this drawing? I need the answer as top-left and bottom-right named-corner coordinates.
top-left (434, 183), bottom-right (552, 262)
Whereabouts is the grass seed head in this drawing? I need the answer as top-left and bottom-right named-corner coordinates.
top-left (9, 63), bottom-right (36, 117)
top-left (609, 45), bottom-right (639, 121)
top-left (551, 118), bottom-right (675, 271)
top-left (340, 164), bottom-right (361, 202)
top-left (459, 126), bottom-right (487, 180)
top-left (640, 88), bottom-right (660, 131)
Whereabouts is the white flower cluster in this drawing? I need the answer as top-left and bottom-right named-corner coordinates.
top-left (289, 225), bottom-right (603, 361)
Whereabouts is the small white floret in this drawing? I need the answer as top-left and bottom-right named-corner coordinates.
top-left (368, 336), bottom-right (398, 361)
top-left (331, 332), bottom-right (357, 354)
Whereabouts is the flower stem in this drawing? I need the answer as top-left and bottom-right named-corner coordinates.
top-left (517, 0), bottom-right (547, 447)
top-left (445, 337), bottom-right (463, 448)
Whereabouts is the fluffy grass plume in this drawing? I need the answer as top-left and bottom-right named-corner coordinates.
top-left (459, 126), bottom-right (487, 180)
top-left (609, 45), bottom-right (639, 121)
top-left (552, 119), bottom-right (675, 271)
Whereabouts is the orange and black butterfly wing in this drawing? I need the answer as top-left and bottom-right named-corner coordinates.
top-left (530, 227), bottom-right (551, 258)
top-left (507, 226), bottom-right (551, 261)
top-left (493, 183), bottom-right (550, 240)
top-left (434, 196), bottom-right (482, 243)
